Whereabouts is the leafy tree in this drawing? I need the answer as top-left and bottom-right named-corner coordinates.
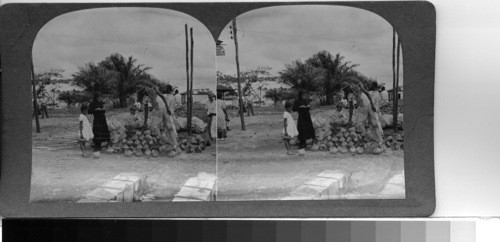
top-left (99, 53), bottom-right (152, 107)
top-left (72, 62), bottom-right (113, 96)
top-left (217, 66), bottom-right (278, 102)
top-left (279, 59), bottom-right (323, 94)
top-left (306, 51), bottom-right (358, 105)
top-left (33, 69), bottom-right (66, 105)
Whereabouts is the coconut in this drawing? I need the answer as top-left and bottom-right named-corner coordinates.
top-left (195, 135), bottom-right (203, 142)
top-left (190, 137), bottom-right (198, 145)
top-left (339, 137), bottom-right (346, 142)
top-left (356, 147), bottom-right (363, 154)
top-left (123, 144), bottom-right (130, 150)
top-left (194, 146), bottom-right (202, 153)
top-left (395, 134), bottom-right (403, 142)
top-left (148, 140), bottom-right (154, 145)
top-left (329, 147), bottom-right (338, 154)
top-left (106, 147), bottom-right (114, 153)
top-left (134, 149), bottom-right (143, 157)
top-left (353, 137), bottom-right (359, 142)
top-left (124, 149), bottom-right (133, 157)
top-left (143, 144), bottom-right (150, 150)
top-left (93, 151), bottom-right (100, 159)
top-left (167, 150), bottom-right (177, 158)
top-left (326, 136), bottom-right (332, 141)
top-left (340, 128), bottom-right (347, 133)
top-left (340, 147), bottom-right (348, 154)
top-left (346, 137), bottom-right (352, 142)
top-left (179, 144), bottom-right (186, 150)
top-left (122, 139), bottom-right (128, 144)
top-left (341, 141), bottom-right (348, 147)
top-left (332, 137), bottom-right (339, 142)
top-left (349, 147), bottom-right (356, 153)
top-left (343, 132), bottom-right (349, 138)
top-left (391, 143), bottom-right (399, 150)
top-left (134, 140), bottom-right (141, 146)
top-left (348, 141), bottom-right (355, 147)
top-left (336, 132), bottom-right (343, 138)
top-left (180, 139), bottom-right (188, 145)
top-left (143, 130), bottom-right (151, 136)
top-left (350, 132), bottom-right (357, 139)
top-left (328, 141), bottom-right (334, 148)
top-left (373, 147), bottom-right (382, 154)
top-left (348, 127), bottom-right (356, 133)
top-left (151, 149), bottom-right (159, 157)
top-left (135, 131), bottom-right (142, 137)
top-left (311, 144), bottom-right (320, 151)
top-left (306, 139), bottom-right (313, 145)
top-left (145, 135), bottom-right (153, 142)
top-left (127, 140), bottom-right (134, 145)
top-left (320, 144), bottom-right (328, 151)
top-left (185, 145), bottom-right (194, 154)
top-left (144, 149), bottom-right (152, 157)
top-left (298, 149), bottom-right (306, 156)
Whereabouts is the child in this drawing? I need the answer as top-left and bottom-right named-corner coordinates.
top-left (283, 100), bottom-right (299, 155)
top-left (78, 105), bottom-right (94, 156)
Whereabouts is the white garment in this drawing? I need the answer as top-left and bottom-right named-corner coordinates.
top-left (282, 111), bottom-right (299, 137)
top-left (79, 114), bottom-right (94, 141)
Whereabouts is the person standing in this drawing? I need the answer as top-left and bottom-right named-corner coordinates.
top-left (216, 92), bottom-right (229, 141)
top-left (165, 85), bottom-right (178, 148)
top-left (379, 84), bottom-right (389, 107)
top-left (370, 82), bottom-right (384, 135)
top-left (282, 100), bottom-right (298, 155)
top-left (39, 94), bottom-right (50, 119)
top-left (206, 93), bottom-right (217, 140)
top-left (245, 95), bottom-right (255, 116)
top-left (88, 94), bottom-right (111, 156)
top-left (292, 90), bottom-right (315, 155)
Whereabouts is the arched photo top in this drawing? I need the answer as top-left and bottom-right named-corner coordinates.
top-left (33, 7), bottom-right (216, 92)
top-left (217, 5), bottom-right (403, 90)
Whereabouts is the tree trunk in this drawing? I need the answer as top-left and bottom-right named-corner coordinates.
top-left (233, 18), bottom-right (245, 130)
top-left (395, 37), bottom-right (401, 130)
top-left (185, 24), bottom-right (191, 134)
top-left (31, 62), bottom-right (41, 133)
top-left (189, 27), bottom-right (194, 135)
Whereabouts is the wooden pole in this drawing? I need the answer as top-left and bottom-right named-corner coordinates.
top-left (232, 18), bottom-right (245, 130)
top-left (395, 37), bottom-right (401, 130)
top-left (31, 61), bottom-right (41, 133)
top-left (189, 27), bottom-right (194, 135)
top-left (392, 29), bottom-right (398, 132)
top-left (185, 24), bottom-right (191, 133)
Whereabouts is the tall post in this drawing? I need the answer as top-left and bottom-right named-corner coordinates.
top-left (395, 37), bottom-right (401, 130)
top-left (31, 61), bottom-right (41, 133)
top-left (232, 18), bottom-right (245, 130)
top-left (392, 29), bottom-right (398, 132)
top-left (189, 27), bottom-right (194, 135)
top-left (185, 24), bottom-right (191, 134)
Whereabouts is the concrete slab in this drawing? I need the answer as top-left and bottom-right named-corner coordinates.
top-left (306, 177), bottom-right (336, 188)
top-left (184, 176), bottom-right (216, 191)
top-left (290, 185), bottom-right (324, 199)
top-left (85, 187), bottom-right (123, 202)
top-left (76, 197), bottom-right (107, 203)
top-left (172, 197), bottom-right (204, 202)
top-left (112, 173), bottom-right (146, 192)
top-left (101, 180), bottom-right (134, 202)
top-left (175, 186), bottom-right (212, 201)
top-left (317, 170), bottom-right (346, 187)
top-left (281, 194), bottom-right (311, 200)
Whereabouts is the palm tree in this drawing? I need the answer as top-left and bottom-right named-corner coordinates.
top-left (306, 51), bottom-right (358, 105)
top-left (279, 59), bottom-right (323, 94)
top-left (99, 53), bottom-right (152, 107)
top-left (72, 63), bottom-right (113, 96)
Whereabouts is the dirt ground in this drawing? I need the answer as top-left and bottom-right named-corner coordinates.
top-left (31, 110), bottom-right (215, 203)
top-left (216, 106), bottom-right (405, 201)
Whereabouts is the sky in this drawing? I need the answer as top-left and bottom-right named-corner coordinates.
top-left (216, 5), bottom-right (404, 88)
top-left (32, 7), bottom-right (216, 92)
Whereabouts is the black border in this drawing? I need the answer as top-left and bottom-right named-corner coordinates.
top-left (0, 1), bottom-right (435, 218)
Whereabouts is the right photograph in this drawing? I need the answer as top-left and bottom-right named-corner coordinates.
top-left (216, 5), bottom-right (404, 201)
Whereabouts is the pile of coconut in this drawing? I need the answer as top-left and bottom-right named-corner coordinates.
top-left (306, 126), bottom-right (404, 155)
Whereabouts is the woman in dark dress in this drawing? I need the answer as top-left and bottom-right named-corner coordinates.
top-left (88, 94), bottom-right (111, 153)
top-left (292, 90), bottom-right (315, 154)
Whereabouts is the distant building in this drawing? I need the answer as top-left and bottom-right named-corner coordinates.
top-left (180, 88), bottom-right (211, 105)
top-left (388, 86), bottom-right (403, 100)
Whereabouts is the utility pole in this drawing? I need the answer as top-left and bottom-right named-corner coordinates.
top-left (189, 27), bottom-right (194, 135)
top-left (185, 24), bottom-right (191, 134)
top-left (395, 37), bottom-right (401, 130)
top-left (232, 18), bottom-right (245, 130)
top-left (392, 29), bottom-right (398, 132)
top-left (31, 61), bottom-right (41, 133)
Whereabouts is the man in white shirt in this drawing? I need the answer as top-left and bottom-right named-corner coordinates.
top-left (379, 84), bottom-right (389, 106)
top-left (245, 94), bottom-right (255, 116)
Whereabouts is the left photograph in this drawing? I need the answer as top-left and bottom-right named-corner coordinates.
top-left (30, 8), bottom-right (217, 203)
